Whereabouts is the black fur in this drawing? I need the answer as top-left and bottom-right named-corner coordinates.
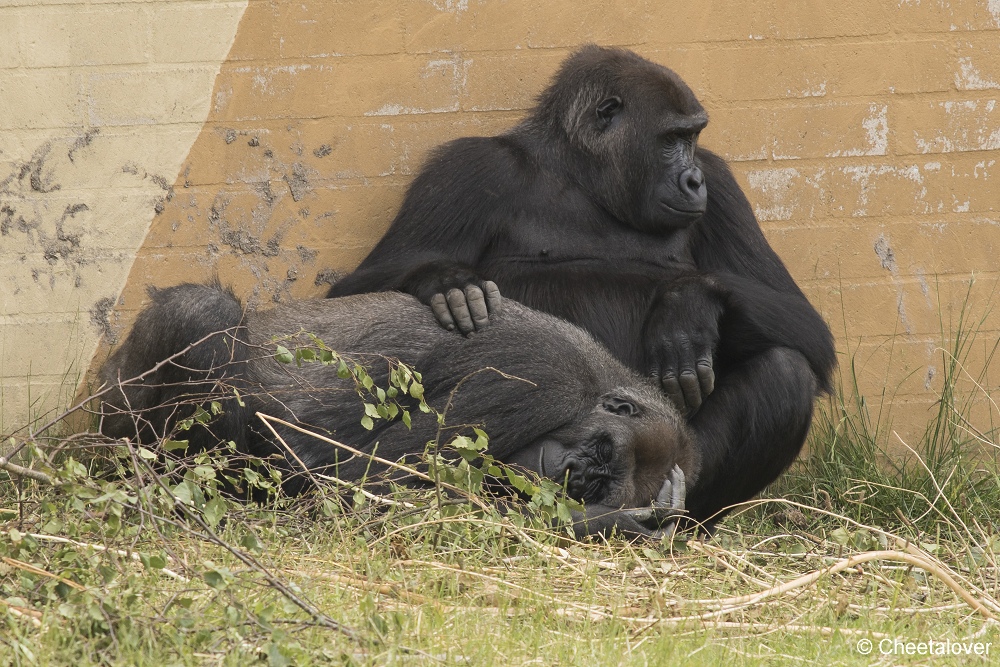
top-left (99, 284), bottom-right (699, 539)
top-left (326, 45), bottom-right (837, 524)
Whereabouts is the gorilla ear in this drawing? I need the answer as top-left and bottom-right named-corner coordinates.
top-left (595, 96), bottom-right (622, 129)
top-left (601, 394), bottom-right (639, 417)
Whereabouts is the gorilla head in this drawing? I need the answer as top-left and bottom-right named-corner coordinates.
top-left (532, 45), bottom-right (709, 232)
top-left (507, 385), bottom-right (695, 510)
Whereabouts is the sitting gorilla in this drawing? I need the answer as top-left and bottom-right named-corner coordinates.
top-left (327, 45), bottom-right (837, 525)
top-left (98, 283), bottom-right (699, 539)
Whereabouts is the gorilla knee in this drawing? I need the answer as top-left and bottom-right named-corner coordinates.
top-left (763, 347), bottom-right (817, 405)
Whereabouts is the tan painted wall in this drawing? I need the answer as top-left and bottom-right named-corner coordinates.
top-left (3, 1), bottom-right (1000, 446)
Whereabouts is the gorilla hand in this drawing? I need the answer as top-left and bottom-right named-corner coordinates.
top-left (643, 278), bottom-right (724, 414)
top-left (429, 281), bottom-right (502, 335)
top-left (402, 262), bottom-right (503, 335)
top-left (572, 465), bottom-right (687, 540)
top-left (623, 464), bottom-right (687, 538)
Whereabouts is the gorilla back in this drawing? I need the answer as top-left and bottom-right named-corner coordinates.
top-left (99, 284), bottom-right (698, 538)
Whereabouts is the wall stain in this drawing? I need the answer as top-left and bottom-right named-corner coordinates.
top-left (89, 296), bottom-right (118, 344)
top-left (68, 129), bottom-right (100, 163)
top-left (283, 162), bottom-right (314, 202)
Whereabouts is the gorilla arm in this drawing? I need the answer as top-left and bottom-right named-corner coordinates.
top-left (641, 268), bottom-right (835, 415)
top-left (327, 137), bottom-right (521, 334)
top-left (647, 149), bottom-right (836, 397)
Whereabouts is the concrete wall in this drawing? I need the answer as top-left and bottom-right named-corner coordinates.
top-left (0, 0), bottom-right (247, 432)
top-left (2, 1), bottom-right (1000, 445)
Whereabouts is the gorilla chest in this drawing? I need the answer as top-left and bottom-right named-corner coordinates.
top-left (488, 207), bottom-right (695, 274)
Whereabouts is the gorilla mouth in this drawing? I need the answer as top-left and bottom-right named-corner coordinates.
top-left (658, 200), bottom-right (705, 219)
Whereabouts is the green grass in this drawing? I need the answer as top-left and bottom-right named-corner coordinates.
top-left (3, 292), bottom-right (1000, 665)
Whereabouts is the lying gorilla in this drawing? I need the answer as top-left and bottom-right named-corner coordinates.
top-left (98, 283), bottom-right (699, 538)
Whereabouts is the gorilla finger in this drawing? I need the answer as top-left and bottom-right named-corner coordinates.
top-left (678, 370), bottom-right (702, 412)
top-left (670, 464), bottom-right (686, 511)
top-left (429, 293), bottom-right (457, 332)
top-left (696, 356), bottom-right (715, 397)
top-left (445, 288), bottom-right (475, 335)
top-left (660, 374), bottom-right (685, 411)
top-left (627, 508), bottom-right (654, 523)
top-left (620, 511), bottom-right (661, 537)
top-left (463, 285), bottom-right (491, 331)
top-left (655, 476), bottom-right (673, 506)
top-left (482, 280), bottom-right (502, 316)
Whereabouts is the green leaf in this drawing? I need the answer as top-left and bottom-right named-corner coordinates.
top-left (363, 403), bottom-right (380, 418)
top-left (266, 643), bottom-right (291, 667)
top-left (137, 446), bottom-right (158, 460)
top-left (505, 469), bottom-right (534, 494)
top-left (241, 532), bottom-right (264, 555)
top-left (203, 569), bottom-right (230, 590)
top-left (163, 439), bottom-right (189, 452)
top-left (140, 553), bottom-right (166, 570)
top-left (360, 415), bottom-right (374, 431)
top-left (409, 382), bottom-right (424, 399)
top-left (402, 411), bottom-right (411, 429)
top-left (275, 345), bottom-right (294, 364)
top-left (782, 542), bottom-right (809, 555)
top-left (203, 561), bottom-right (233, 590)
top-left (203, 497), bottom-right (228, 529)
top-left (452, 434), bottom-right (487, 453)
top-left (193, 465), bottom-right (217, 480)
top-left (829, 527), bottom-right (852, 546)
top-left (172, 481), bottom-right (194, 505)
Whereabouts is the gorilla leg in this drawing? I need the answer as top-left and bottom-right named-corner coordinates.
top-left (685, 347), bottom-right (817, 526)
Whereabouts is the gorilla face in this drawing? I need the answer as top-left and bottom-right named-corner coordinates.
top-left (545, 46), bottom-right (710, 234)
top-left (504, 385), bottom-right (698, 509)
top-left (612, 84), bottom-right (709, 233)
top-left (645, 119), bottom-right (708, 229)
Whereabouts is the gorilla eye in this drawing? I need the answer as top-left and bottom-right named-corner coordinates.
top-left (595, 435), bottom-right (614, 463)
top-left (595, 96), bottom-right (623, 128)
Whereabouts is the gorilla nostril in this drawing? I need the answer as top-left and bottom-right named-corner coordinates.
top-left (679, 167), bottom-right (705, 200)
